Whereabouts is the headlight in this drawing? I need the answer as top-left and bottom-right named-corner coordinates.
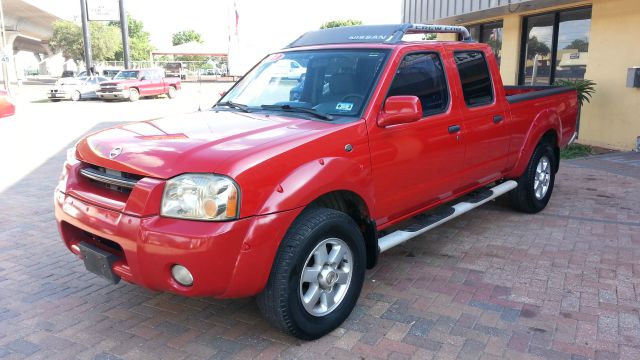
top-left (66, 147), bottom-right (80, 166)
top-left (116, 84), bottom-right (125, 90)
top-left (161, 174), bottom-right (239, 221)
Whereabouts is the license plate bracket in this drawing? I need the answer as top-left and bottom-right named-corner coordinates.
top-left (78, 242), bottom-right (121, 284)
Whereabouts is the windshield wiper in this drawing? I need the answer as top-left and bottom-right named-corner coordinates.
top-left (215, 101), bottom-right (251, 113)
top-left (260, 104), bottom-right (334, 121)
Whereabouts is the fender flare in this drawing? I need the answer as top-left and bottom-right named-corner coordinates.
top-left (256, 156), bottom-right (375, 216)
top-left (508, 109), bottom-right (561, 179)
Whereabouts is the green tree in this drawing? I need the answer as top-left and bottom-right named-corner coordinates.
top-left (49, 20), bottom-right (120, 62)
top-left (320, 20), bottom-right (363, 29)
top-left (564, 39), bottom-right (589, 52)
top-left (109, 15), bottom-right (154, 61)
top-left (50, 20), bottom-right (84, 61)
top-left (172, 30), bottom-right (204, 46)
top-left (526, 35), bottom-right (550, 59)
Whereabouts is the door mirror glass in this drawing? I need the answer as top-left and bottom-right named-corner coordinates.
top-left (378, 96), bottom-right (422, 127)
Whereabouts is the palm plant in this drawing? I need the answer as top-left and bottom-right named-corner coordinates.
top-left (554, 78), bottom-right (596, 107)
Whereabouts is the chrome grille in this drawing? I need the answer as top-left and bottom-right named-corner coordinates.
top-left (80, 165), bottom-right (143, 193)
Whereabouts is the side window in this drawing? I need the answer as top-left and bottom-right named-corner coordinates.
top-left (387, 52), bottom-right (449, 116)
top-left (454, 51), bottom-right (494, 107)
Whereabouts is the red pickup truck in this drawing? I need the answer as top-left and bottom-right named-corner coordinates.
top-left (55, 24), bottom-right (578, 340)
top-left (96, 68), bottom-right (181, 102)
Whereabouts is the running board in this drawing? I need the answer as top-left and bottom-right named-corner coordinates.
top-left (378, 180), bottom-right (518, 252)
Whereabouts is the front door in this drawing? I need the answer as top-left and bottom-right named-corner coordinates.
top-left (368, 49), bottom-right (466, 226)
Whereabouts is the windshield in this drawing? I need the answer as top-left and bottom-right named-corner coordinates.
top-left (219, 49), bottom-right (389, 118)
top-left (114, 70), bottom-right (140, 80)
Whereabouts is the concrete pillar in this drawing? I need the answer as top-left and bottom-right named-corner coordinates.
top-left (498, 14), bottom-right (522, 86)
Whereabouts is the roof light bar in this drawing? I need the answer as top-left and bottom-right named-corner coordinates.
top-left (285, 23), bottom-right (474, 49)
top-left (406, 24), bottom-right (472, 42)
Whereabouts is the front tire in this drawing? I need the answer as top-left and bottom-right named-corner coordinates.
top-left (509, 141), bottom-right (556, 213)
top-left (128, 88), bottom-right (140, 102)
top-left (71, 90), bottom-right (81, 101)
top-left (257, 208), bottom-right (365, 340)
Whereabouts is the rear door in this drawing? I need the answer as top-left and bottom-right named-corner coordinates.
top-left (367, 48), bottom-right (466, 225)
top-left (449, 49), bottom-right (510, 187)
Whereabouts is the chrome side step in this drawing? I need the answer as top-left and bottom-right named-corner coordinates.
top-left (378, 180), bottom-right (518, 252)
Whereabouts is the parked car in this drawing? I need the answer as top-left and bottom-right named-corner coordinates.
top-left (48, 76), bottom-right (109, 102)
top-left (96, 68), bottom-right (181, 101)
top-left (55, 24), bottom-right (579, 340)
top-left (0, 89), bottom-right (15, 118)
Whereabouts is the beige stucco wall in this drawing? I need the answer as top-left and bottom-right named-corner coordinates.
top-left (437, 0), bottom-right (640, 150)
top-left (579, 0), bottom-right (640, 150)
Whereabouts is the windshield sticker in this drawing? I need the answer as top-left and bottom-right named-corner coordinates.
top-left (336, 102), bottom-right (354, 111)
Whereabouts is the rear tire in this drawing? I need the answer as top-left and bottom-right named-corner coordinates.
top-left (257, 208), bottom-right (365, 340)
top-left (509, 141), bottom-right (556, 213)
top-left (128, 88), bottom-right (139, 102)
top-left (167, 86), bottom-right (177, 99)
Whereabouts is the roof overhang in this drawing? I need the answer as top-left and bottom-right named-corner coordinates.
top-left (406, 0), bottom-right (585, 25)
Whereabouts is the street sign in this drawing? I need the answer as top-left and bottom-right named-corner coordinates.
top-left (87, 0), bottom-right (120, 21)
top-left (0, 53), bottom-right (9, 63)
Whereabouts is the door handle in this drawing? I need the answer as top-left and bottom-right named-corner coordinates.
top-left (493, 115), bottom-right (504, 124)
top-left (448, 125), bottom-right (461, 134)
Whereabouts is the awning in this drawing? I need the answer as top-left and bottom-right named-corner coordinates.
top-left (151, 41), bottom-right (228, 57)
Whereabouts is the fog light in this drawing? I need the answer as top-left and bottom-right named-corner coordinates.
top-left (171, 264), bottom-right (193, 286)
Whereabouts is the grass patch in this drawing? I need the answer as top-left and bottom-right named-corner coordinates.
top-left (561, 143), bottom-right (593, 159)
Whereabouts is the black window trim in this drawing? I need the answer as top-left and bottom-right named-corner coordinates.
top-left (518, 5), bottom-right (593, 85)
top-left (383, 50), bottom-right (451, 119)
top-left (459, 20), bottom-right (504, 43)
top-left (453, 50), bottom-right (496, 109)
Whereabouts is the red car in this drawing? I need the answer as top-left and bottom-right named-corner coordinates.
top-left (96, 68), bottom-right (181, 101)
top-left (55, 24), bottom-right (578, 339)
top-left (0, 89), bottom-right (15, 118)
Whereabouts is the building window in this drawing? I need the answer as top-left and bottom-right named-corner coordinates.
top-left (454, 51), bottom-right (494, 107)
top-left (466, 21), bottom-right (503, 66)
top-left (387, 52), bottom-right (449, 116)
top-left (519, 7), bottom-right (592, 85)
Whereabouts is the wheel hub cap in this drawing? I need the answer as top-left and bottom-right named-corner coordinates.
top-left (299, 238), bottom-right (353, 317)
top-left (534, 155), bottom-right (551, 200)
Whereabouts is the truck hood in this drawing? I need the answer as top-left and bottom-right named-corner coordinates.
top-left (76, 110), bottom-right (331, 179)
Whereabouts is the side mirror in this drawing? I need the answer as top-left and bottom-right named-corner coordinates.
top-left (140, 76), bottom-right (147, 81)
top-left (377, 96), bottom-right (423, 127)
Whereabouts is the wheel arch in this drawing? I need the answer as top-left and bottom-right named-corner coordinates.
top-left (507, 109), bottom-right (561, 179)
top-left (308, 190), bottom-right (379, 269)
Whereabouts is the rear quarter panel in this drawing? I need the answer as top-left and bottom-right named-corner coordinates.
top-left (504, 88), bottom-right (578, 178)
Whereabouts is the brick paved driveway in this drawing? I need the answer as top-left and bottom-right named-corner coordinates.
top-left (0, 145), bottom-right (639, 359)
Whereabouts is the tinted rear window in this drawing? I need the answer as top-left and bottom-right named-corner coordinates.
top-left (454, 51), bottom-right (494, 107)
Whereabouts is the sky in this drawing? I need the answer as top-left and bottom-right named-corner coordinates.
top-left (27, 0), bottom-right (402, 70)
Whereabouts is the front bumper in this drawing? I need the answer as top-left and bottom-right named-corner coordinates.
top-left (48, 92), bottom-right (69, 100)
top-left (97, 89), bottom-right (130, 99)
top-left (54, 190), bottom-right (301, 298)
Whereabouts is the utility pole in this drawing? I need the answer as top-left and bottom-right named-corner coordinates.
top-left (119, 0), bottom-right (130, 69)
top-left (80, 0), bottom-right (92, 74)
top-left (0, 0), bottom-right (9, 91)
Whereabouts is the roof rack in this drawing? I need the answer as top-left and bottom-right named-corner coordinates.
top-left (285, 23), bottom-right (473, 49)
